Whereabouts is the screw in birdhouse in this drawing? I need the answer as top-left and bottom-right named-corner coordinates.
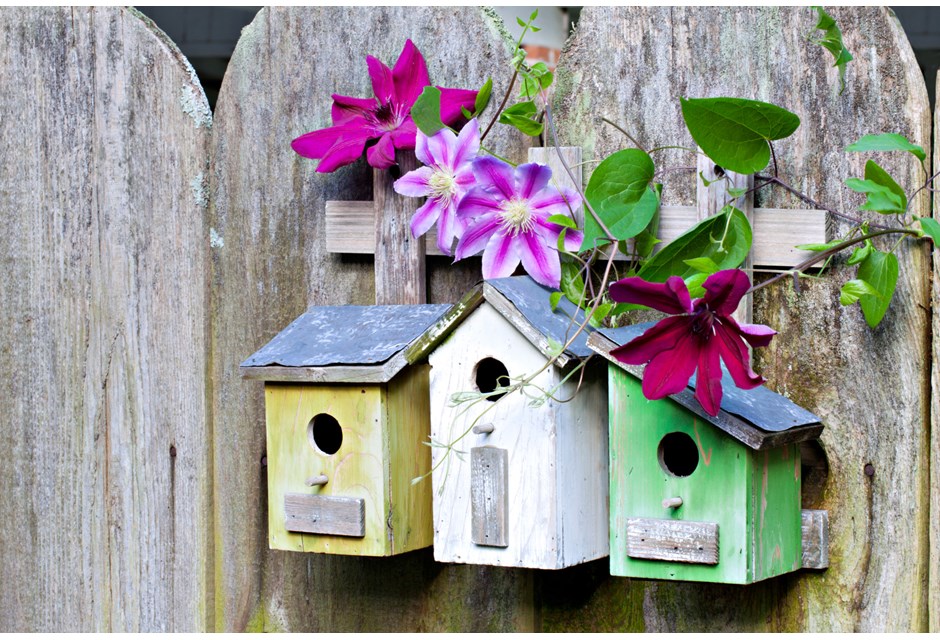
top-left (473, 423), bottom-right (495, 435)
top-left (169, 444), bottom-right (177, 458)
top-left (864, 463), bottom-right (875, 477)
top-left (662, 496), bottom-right (683, 509)
top-left (307, 474), bottom-right (329, 487)
top-left (260, 454), bottom-right (267, 467)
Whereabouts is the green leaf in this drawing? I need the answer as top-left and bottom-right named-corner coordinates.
top-left (474, 78), bottom-right (493, 115)
top-left (549, 291), bottom-right (563, 312)
top-left (846, 241), bottom-right (872, 265)
top-left (845, 159), bottom-right (906, 214)
top-left (498, 101), bottom-right (543, 136)
top-left (727, 187), bottom-right (748, 198)
top-left (632, 184), bottom-right (663, 261)
top-left (530, 8), bottom-right (538, 20)
top-left (810, 6), bottom-right (853, 95)
top-left (683, 257), bottom-right (721, 274)
top-left (795, 240), bottom-right (842, 251)
top-left (856, 250), bottom-right (898, 328)
top-left (917, 217), bottom-right (940, 245)
top-left (839, 279), bottom-right (879, 306)
top-left (636, 205), bottom-right (752, 283)
top-left (581, 149), bottom-right (659, 250)
top-left (846, 133), bottom-right (925, 163)
top-left (411, 86), bottom-right (446, 136)
top-left (460, 106), bottom-right (472, 119)
top-left (589, 303), bottom-right (614, 328)
top-left (516, 16), bottom-right (527, 28)
top-left (547, 214), bottom-right (577, 229)
top-left (680, 97), bottom-right (800, 174)
top-left (560, 262), bottom-right (586, 308)
top-left (684, 272), bottom-right (710, 300)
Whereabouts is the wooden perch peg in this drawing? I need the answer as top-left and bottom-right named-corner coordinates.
top-left (472, 423), bottom-right (495, 435)
top-left (662, 496), bottom-right (683, 509)
top-left (306, 474), bottom-right (329, 487)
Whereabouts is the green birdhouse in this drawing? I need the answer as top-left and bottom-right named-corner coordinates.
top-left (589, 323), bottom-right (828, 585)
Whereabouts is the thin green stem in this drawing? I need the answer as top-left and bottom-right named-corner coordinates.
top-left (601, 117), bottom-right (647, 153)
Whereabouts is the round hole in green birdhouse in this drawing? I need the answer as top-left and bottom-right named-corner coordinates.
top-left (658, 432), bottom-right (699, 477)
top-left (308, 413), bottom-right (343, 455)
top-left (474, 357), bottom-right (510, 402)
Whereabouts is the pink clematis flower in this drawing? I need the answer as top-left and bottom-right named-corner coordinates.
top-left (454, 157), bottom-right (583, 288)
top-left (291, 40), bottom-right (477, 173)
top-left (609, 269), bottom-right (776, 416)
top-left (393, 119), bottom-right (480, 255)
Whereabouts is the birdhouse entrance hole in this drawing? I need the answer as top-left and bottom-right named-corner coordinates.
top-left (658, 432), bottom-right (699, 477)
top-left (308, 413), bottom-right (343, 455)
top-left (474, 357), bottom-right (510, 402)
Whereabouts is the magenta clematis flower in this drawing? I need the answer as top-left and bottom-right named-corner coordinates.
top-left (291, 40), bottom-right (477, 173)
top-left (609, 269), bottom-right (776, 416)
top-left (393, 119), bottom-right (480, 255)
top-left (454, 157), bottom-right (583, 288)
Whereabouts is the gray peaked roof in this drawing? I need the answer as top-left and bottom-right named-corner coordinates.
top-left (589, 322), bottom-right (824, 450)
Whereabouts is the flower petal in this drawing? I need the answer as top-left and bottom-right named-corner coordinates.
top-left (314, 135), bottom-right (370, 173)
top-left (436, 200), bottom-right (466, 256)
top-left (609, 276), bottom-right (693, 315)
top-left (515, 163), bottom-right (553, 200)
top-left (714, 321), bottom-right (765, 390)
top-left (439, 87), bottom-right (478, 124)
top-left (392, 39), bottom-right (430, 107)
top-left (529, 186), bottom-right (583, 217)
top-left (291, 121), bottom-right (369, 159)
top-left (452, 119), bottom-right (481, 168)
top-left (694, 335), bottom-right (724, 416)
top-left (482, 231), bottom-right (520, 279)
top-left (472, 156), bottom-right (516, 201)
top-left (410, 198), bottom-right (441, 239)
top-left (425, 127), bottom-right (458, 168)
top-left (519, 231), bottom-right (561, 288)
top-left (331, 95), bottom-right (378, 124)
top-left (610, 316), bottom-right (693, 365)
top-left (366, 56), bottom-right (394, 103)
top-left (534, 214), bottom-right (584, 253)
top-left (641, 331), bottom-right (699, 399)
top-left (366, 133), bottom-right (396, 169)
top-left (454, 214), bottom-right (500, 260)
top-left (736, 321), bottom-right (777, 348)
top-left (394, 166), bottom-right (433, 197)
top-left (415, 129), bottom-right (433, 166)
top-left (702, 269), bottom-right (751, 316)
top-left (390, 118), bottom-right (417, 149)
top-left (456, 187), bottom-right (503, 220)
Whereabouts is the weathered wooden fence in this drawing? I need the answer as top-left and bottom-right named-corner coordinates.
top-left (0, 6), bottom-right (935, 632)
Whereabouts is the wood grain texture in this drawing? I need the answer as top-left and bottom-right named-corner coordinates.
top-left (209, 7), bottom-right (532, 631)
top-left (470, 447), bottom-right (509, 548)
top-left (284, 494), bottom-right (366, 537)
top-left (550, 6), bottom-right (931, 631)
top-left (626, 518), bottom-right (719, 565)
top-left (931, 71), bottom-right (940, 634)
top-left (374, 151), bottom-right (425, 304)
top-left (801, 509), bottom-right (830, 570)
top-left (0, 7), bottom-right (211, 632)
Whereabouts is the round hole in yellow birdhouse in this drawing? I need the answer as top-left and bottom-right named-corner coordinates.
top-left (308, 413), bottom-right (343, 455)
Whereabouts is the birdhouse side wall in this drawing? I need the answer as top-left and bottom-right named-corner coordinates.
top-left (264, 382), bottom-right (390, 555)
top-left (746, 443), bottom-right (803, 582)
top-left (429, 303), bottom-right (562, 569)
top-left (608, 367), bottom-right (753, 583)
top-left (553, 358), bottom-right (610, 566)
top-left (385, 363), bottom-right (434, 554)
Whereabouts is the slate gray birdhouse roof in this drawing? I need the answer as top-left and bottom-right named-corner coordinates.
top-left (588, 322), bottom-right (824, 450)
top-left (241, 303), bottom-right (457, 384)
top-left (446, 276), bottom-right (595, 369)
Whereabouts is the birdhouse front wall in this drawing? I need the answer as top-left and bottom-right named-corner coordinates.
top-left (264, 364), bottom-right (432, 557)
top-left (429, 303), bottom-right (608, 569)
top-left (608, 367), bottom-right (802, 584)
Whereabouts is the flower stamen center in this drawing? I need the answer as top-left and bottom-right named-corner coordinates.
top-left (499, 198), bottom-right (535, 235)
top-left (429, 170), bottom-right (457, 203)
top-left (373, 102), bottom-right (403, 131)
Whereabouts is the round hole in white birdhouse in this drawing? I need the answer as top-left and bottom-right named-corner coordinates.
top-left (474, 357), bottom-right (510, 402)
top-left (658, 432), bottom-right (699, 477)
top-left (308, 413), bottom-right (343, 455)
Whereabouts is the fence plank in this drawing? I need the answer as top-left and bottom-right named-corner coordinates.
top-left (931, 73), bottom-right (940, 634)
top-left (208, 7), bottom-right (532, 631)
top-left (0, 7), bottom-right (211, 631)
top-left (549, 6), bottom-right (930, 632)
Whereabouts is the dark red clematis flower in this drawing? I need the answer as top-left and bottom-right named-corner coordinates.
top-left (291, 40), bottom-right (477, 173)
top-left (609, 269), bottom-right (776, 416)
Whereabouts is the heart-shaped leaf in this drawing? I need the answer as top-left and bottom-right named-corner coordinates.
top-left (680, 97), bottom-right (800, 174)
top-left (845, 160), bottom-right (906, 214)
top-left (581, 149), bottom-right (659, 250)
top-left (411, 86), bottom-right (446, 136)
top-left (856, 249), bottom-right (898, 327)
top-left (918, 217), bottom-right (940, 245)
top-left (636, 205), bottom-right (752, 283)
top-left (839, 279), bottom-right (879, 306)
